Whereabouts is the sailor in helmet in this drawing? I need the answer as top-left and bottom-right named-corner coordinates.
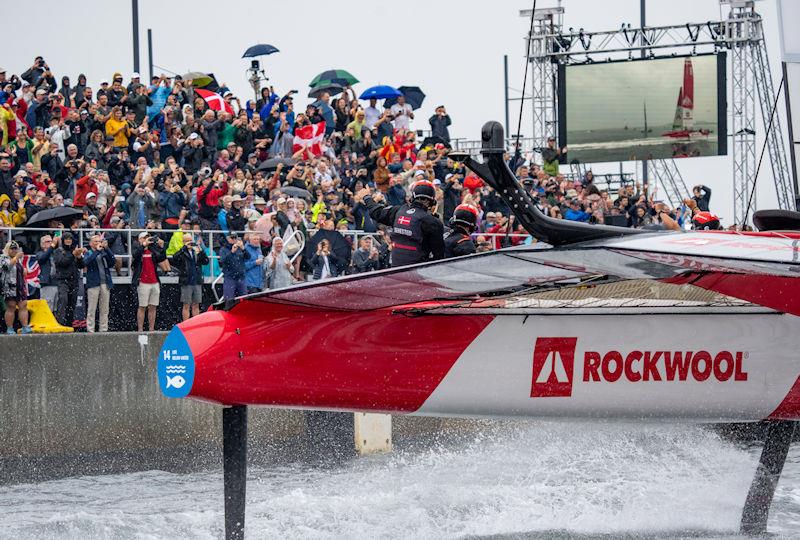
top-left (354, 180), bottom-right (444, 267)
top-left (445, 204), bottom-right (478, 258)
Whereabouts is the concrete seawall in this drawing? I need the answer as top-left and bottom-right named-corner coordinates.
top-left (0, 333), bottom-right (466, 484)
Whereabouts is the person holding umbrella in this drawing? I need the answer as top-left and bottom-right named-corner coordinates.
top-left (390, 95), bottom-right (414, 131)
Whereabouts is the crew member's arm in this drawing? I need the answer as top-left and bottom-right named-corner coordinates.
top-left (453, 236), bottom-right (476, 257)
top-left (423, 216), bottom-right (445, 260)
top-left (355, 188), bottom-right (398, 227)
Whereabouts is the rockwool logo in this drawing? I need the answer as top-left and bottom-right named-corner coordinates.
top-left (531, 337), bottom-right (749, 398)
top-left (531, 337), bottom-right (578, 397)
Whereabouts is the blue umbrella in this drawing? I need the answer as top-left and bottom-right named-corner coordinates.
top-left (242, 44), bottom-right (280, 58)
top-left (384, 86), bottom-right (426, 110)
top-left (359, 85), bottom-right (402, 100)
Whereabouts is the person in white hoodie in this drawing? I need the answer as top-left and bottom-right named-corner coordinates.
top-left (44, 115), bottom-right (71, 160)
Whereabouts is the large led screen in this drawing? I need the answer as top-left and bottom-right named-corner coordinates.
top-left (558, 53), bottom-right (727, 164)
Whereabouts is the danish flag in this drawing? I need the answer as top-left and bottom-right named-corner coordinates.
top-left (397, 216), bottom-right (412, 226)
top-left (292, 121), bottom-right (326, 158)
top-left (531, 337), bottom-right (577, 397)
top-left (195, 88), bottom-right (234, 116)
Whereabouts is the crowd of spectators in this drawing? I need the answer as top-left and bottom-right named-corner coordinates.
top-left (0, 56), bottom-right (716, 333)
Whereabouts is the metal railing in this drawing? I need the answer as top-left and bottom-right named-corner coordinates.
top-left (1, 226), bottom-right (539, 285)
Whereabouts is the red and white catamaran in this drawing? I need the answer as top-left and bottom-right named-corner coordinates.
top-left (159, 122), bottom-right (799, 540)
top-left (663, 58), bottom-right (712, 140)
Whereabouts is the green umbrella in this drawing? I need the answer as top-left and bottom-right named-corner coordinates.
top-left (309, 69), bottom-right (359, 88)
top-left (181, 71), bottom-right (214, 87)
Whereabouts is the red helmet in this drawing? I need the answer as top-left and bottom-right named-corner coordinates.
top-left (410, 180), bottom-right (436, 201)
top-left (451, 204), bottom-right (479, 230)
top-left (692, 211), bottom-right (721, 230)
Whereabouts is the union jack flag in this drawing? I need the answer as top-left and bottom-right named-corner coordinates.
top-left (22, 255), bottom-right (41, 297)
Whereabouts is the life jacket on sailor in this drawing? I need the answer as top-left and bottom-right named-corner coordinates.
top-left (390, 202), bottom-right (430, 267)
top-left (444, 204), bottom-right (478, 258)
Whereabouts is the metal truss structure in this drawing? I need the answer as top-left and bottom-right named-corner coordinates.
top-left (521, 0), bottom-right (794, 221)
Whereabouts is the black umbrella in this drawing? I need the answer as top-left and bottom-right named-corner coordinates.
top-left (304, 229), bottom-right (351, 272)
top-left (308, 83), bottom-right (344, 99)
top-left (26, 206), bottom-right (84, 228)
top-left (421, 135), bottom-right (452, 149)
top-left (384, 86), bottom-right (426, 110)
top-left (257, 157), bottom-right (295, 172)
top-left (280, 186), bottom-right (312, 200)
top-left (242, 44), bottom-right (280, 58)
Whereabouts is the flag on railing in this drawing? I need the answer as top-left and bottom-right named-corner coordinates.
top-left (293, 121), bottom-right (326, 157)
top-left (22, 255), bottom-right (40, 297)
top-left (196, 88), bottom-right (234, 116)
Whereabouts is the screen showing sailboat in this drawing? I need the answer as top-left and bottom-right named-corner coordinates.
top-left (558, 53), bottom-right (727, 164)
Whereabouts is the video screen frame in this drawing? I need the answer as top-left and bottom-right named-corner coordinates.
top-left (556, 52), bottom-right (728, 164)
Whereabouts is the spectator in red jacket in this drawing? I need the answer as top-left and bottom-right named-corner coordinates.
top-left (73, 170), bottom-right (98, 207)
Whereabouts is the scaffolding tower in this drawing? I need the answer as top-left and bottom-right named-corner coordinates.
top-left (521, 0), bottom-right (794, 222)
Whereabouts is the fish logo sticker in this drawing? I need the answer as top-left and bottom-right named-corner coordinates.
top-left (158, 326), bottom-right (195, 398)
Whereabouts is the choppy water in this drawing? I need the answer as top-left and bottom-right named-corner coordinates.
top-left (2, 422), bottom-right (799, 539)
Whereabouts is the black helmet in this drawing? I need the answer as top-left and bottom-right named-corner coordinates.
top-left (451, 204), bottom-right (479, 231)
top-left (410, 180), bottom-right (436, 202)
top-left (692, 211), bottom-right (721, 230)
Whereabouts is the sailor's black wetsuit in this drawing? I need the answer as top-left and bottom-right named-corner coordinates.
top-left (444, 227), bottom-right (476, 258)
top-left (365, 197), bottom-right (445, 267)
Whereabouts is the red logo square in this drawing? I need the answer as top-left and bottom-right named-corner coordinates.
top-left (531, 337), bottom-right (578, 398)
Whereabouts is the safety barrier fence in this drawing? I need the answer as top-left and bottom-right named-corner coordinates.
top-left (1, 227), bottom-right (534, 286)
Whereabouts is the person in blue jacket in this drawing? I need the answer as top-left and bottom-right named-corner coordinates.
top-left (83, 233), bottom-right (116, 333)
top-left (563, 198), bottom-right (591, 222)
top-left (218, 232), bottom-right (250, 303)
top-left (244, 233), bottom-right (264, 293)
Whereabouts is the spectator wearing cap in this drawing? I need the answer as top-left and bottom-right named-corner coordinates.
top-left (226, 194), bottom-right (248, 234)
top-left (126, 83), bottom-right (152, 124)
top-left (429, 106), bottom-right (452, 143)
top-left (26, 88), bottom-right (51, 129)
top-left (83, 234), bottom-right (115, 333)
top-left (218, 232), bottom-right (250, 302)
top-left (131, 231), bottom-right (166, 331)
top-left (126, 182), bottom-right (158, 229)
top-left (1, 240), bottom-right (32, 334)
top-left (170, 232), bottom-right (208, 321)
top-left (158, 176), bottom-right (186, 230)
top-left (181, 132), bottom-right (207, 174)
top-left (53, 232), bottom-right (85, 328)
top-left (35, 234), bottom-right (59, 312)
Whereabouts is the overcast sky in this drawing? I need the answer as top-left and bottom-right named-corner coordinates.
top-left (4, 0), bottom-right (795, 221)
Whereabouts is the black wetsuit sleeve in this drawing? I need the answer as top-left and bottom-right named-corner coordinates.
top-left (422, 215), bottom-right (445, 260)
top-left (453, 237), bottom-right (476, 257)
top-left (364, 196), bottom-right (400, 227)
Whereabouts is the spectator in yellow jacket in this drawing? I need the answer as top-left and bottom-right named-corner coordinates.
top-left (0, 193), bottom-right (26, 226)
top-left (105, 106), bottom-right (131, 148)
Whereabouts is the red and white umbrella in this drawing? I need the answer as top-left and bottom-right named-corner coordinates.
top-left (196, 88), bottom-right (234, 116)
